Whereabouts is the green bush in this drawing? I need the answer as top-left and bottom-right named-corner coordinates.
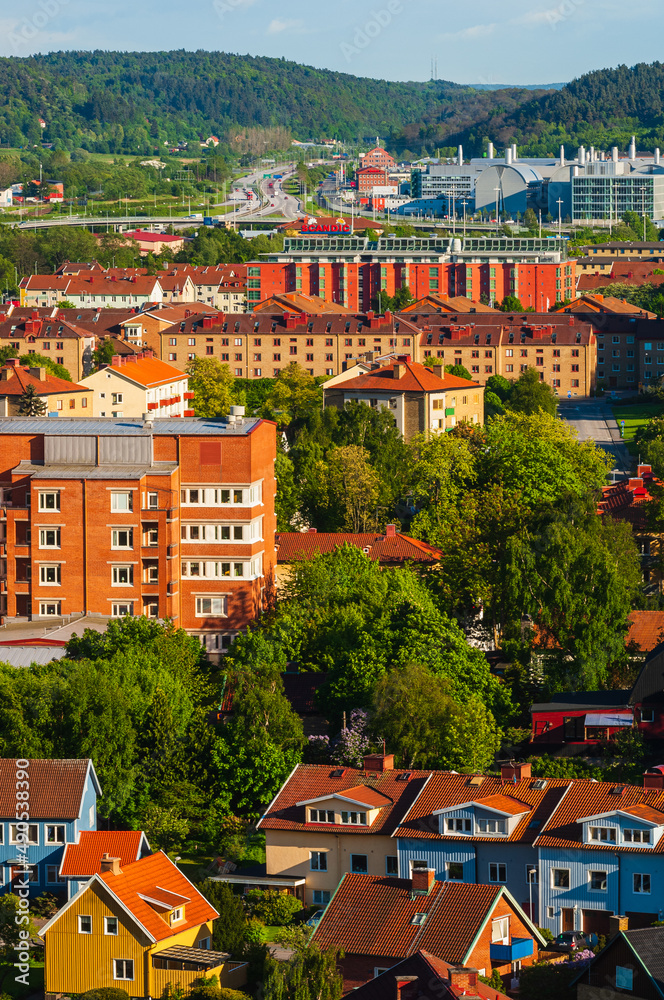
top-left (246, 889), bottom-right (303, 926)
top-left (536, 925), bottom-right (555, 943)
top-left (81, 990), bottom-right (130, 1000)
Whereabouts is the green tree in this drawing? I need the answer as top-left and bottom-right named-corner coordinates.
top-left (523, 207), bottom-right (538, 231)
top-left (499, 294), bottom-right (524, 312)
top-left (262, 943), bottom-right (343, 1000)
top-left (371, 663), bottom-right (453, 768)
top-left (186, 357), bottom-right (234, 418)
top-left (326, 445), bottom-right (382, 532)
top-left (485, 374), bottom-right (512, 401)
top-left (19, 353), bottom-right (71, 381)
top-left (265, 363), bottom-right (322, 425)
top-left (0, 893), bottom-right (38, 988)
top-left (92, 338), bottom-right (116, 370)
top-left (197, 880), bottom-right (253, 955)
top-left (275, 452), bottom-right (300, 530)
top-left (506, 367), bottom-right (557, 416)
top-left (139, 804), bottom-right (190, 852)
top-left (17, 384), bottom-right (47, 416)
top-left (444, 363), bottom-right (472, 381)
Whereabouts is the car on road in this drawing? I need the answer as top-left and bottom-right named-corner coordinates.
top-left (550, 931), bottom-right (598, 953)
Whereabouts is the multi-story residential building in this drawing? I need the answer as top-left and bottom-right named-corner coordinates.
top-left (0, 309), bottom-right (98, 381)
top-left (578, 259), bottom-right (664, 294)
top-left (0, 360), bottom-right (92, 416)
top-left (169, 264), bottom-right (247, 311)
top-left (356, 166), bottom-right (389, 192)
top-left (0, 758), bottom-right (100, 895)
top-left (79, 352), bottom-right (192, 418)
top-left (20, 273), bottom-right (164, 310)
top-left (120, 229), bottom-right (185, 256)
top-left (584, 241), bottom-right (664, 260)
top-left (0, 414), bottom-right (276, 653)
top-left (248, 237), bottom-right (574, 311)
top-left (115, 304), bottom-right (215, 352)
top-left (59, 829), bottom-right (151, 898)
top-left (323, 359), bottom-right (484, 440)
top-left (259, 757), bottom-right (664, 936)
top-left (40, 850), bottom-right (248, 996)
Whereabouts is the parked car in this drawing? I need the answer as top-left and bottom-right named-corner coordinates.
top-left (306, 909), bottom-right (325, 929)
top-left (551, 931), bottom-right (598, 953)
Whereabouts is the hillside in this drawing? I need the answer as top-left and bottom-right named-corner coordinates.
top-left (0, 50), bottom-right (544, 156)
top-left (442, 62), bottom-right (664, 157)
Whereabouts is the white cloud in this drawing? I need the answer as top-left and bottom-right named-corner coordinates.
top-left (437, 22), bottom-right (497, 41)
top-left (267, 17), bottom-right (306, 34)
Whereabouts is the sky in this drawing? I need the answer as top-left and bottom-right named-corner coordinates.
top-left (0, 0), bottom-right (661, 85)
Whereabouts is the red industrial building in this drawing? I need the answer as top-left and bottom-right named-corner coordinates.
top-left (0, 415), bottom-right (276, 655)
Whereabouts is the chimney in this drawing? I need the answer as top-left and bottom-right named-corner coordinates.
top-left (393, 362), bottom-right (405, 380)
top-left (637, 465), bottom-right (653, 478)
top-left (28, 367), bottom-right (47, 381)
top-left (100, 853), bottom-right (122, 876)
top-left (448, 968), bottom-right (479, 990)
top-left (363, 753), bottom-right (394, 772)
top-left (629, 136), bottom-right (637, 160)
top-left (643, 766), bottom-right (664, 790)
top-left (609, 915), bottom-right (629, 937)
top-left (487, 141), bottom-right (494, 159)
top-left (111, 354), bottom-right (122, 366)
top-left (411, 868), bottom-right (435, 895)
top-left (501, 761), bottom-right (532, 782)
top-left (6, 358), bottom-right (20, 368)
top-left (629, 478), bottom-right (643, 491)
top-left (307, 528), bottom-right (318, 533)
top-left (393, 976), bottom-right (419, 1000)
top-left (656, 148), bottom-right (661, 166)
top-left (385, 524), bottom-right (397, 538)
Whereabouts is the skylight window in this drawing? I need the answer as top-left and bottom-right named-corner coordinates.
top-left (411, 913), bottom-right (427, 926)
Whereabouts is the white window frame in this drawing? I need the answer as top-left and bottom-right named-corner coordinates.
top-left (39, 528), bottom-right (60, 549)
top-left (588, 870), bottom-right (607, 892)
top-left (39, 602), bottom-right (60, 616)
top-left (111, 528), bottom-right (133, 549)
top-left (113, 959), bottom-right (134, 981)
top-left (78, 914), bottom-right (92, 935)
top-left (310, 851), bottom-right (328, 872)
top-left (10, 824), bottom-right (38, 845)
top-left (634, 873), bottom-right (651, 894)
top-left (38, 491), bottom-right (60, 511)
top-left (492, 916), bottom-right (509, 943)
top-left (45, 825), bottom-right (65, 844)
top-left (39, 564), bottom-right (61, 585)
top-left (170, 907), bottom-right (184, 924)
top-left (489, 863), bottom-right (507, 884)
top-left (624, 828), bottom-right (652, 845)
top-left (110, 491), bottom-right (132, 512)
top-left (112, 603), bottom-right (134, 617)
top-left (111, 393), bottom-right (123, 405)
top-left (551, 868), bottom-right (570, 889)
top-left (112, 565), bottom-right (134, 586)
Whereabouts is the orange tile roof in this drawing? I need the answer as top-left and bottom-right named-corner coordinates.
top-left (253, 293), bottom-right (351, 315)
top-left (60, 831), bottom-right (149, 877)
top-left (97, 851), bottom-right (217, 942)
top-left (320, 784), bottom-right (393, 809)
top-left (257, 764), bottom-right (431, 836)
top-left (0, 363), bottom-right (88, 396)
top-left (554, 294), bottom-right (657, 318)
top-left (471, 793), bottom-right (532, 816)
top-left (627, 611), bottom-right (664, 652)
top-left (276, 531), bottom-right (441, 566)
top-left (0, 759), bottom-right (98, 819)
top-left (400, 295), bottom-right (500, 315)
top-left (396, 772), bottom-right (570, 845)
top-left (106, 356), bottom-right (188, 388)
top-left (313, 875), bottom-right (503, 962)
top-left (335, 360), bottom-right (480, 393)
top-left (537, 779), bottom-right (664, 851)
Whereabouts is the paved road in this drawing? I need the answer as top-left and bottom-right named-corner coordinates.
top-left (558, 398), bottom-right (633, 480)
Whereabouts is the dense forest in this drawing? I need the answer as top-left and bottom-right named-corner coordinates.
top-left (0, 50), bottom-right (543, 155)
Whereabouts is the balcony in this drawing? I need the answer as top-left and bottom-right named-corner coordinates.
top-left (490, 938), bottom-right (534, 963)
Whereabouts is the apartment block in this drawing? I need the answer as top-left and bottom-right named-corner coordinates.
top-left (0, 309), bottom-right (97, 381)
top-left (0, 415), bottom-right (276, 654)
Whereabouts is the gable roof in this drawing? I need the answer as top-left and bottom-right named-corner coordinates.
top-left (343, 950), bottom-right (510, 1000)
top-left (297, 785), bottom-right (393, 810)
top-left (434, 793), bottom-right (532, 817)
top-left (0, 363), bottom-right (88, 396)
top-left (60, 830), bottom-right (150, 877)
top-left (627, 611), bottom-right (664, 652)
top-left (313, 875), bottom-right (532, 963)
top-left (331, 359), bottom-right (480, 394)
top-left (275, 531), bottom-right (442, 566)
top-left (257, 764), bottom-right (431, 836)
top-left (0, 759), bottom-right (100, 819)
top-left (93, 356), bottom-right (187, 389)
top-left (555, 294), bottom-right (657, 318)
top-left (40, 851), bottom-right (218, 943)
top-left (573, 928), bottom-right (664, 998)
top-left (399, 295), bottom-right (500, 315)
top-left (253, 292), bottom-right (352, 314)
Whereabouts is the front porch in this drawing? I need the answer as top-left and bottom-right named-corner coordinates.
top-left (151, 944), bottom-right (248, 994)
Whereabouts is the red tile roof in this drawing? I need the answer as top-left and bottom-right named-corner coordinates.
top-left (123, 230), bottom-right (184, 244)
top-left (257, 764), bottom-right (431, 836)
top-left (336, 360), bottom-right (479, 393)
top-left (104, 356), bottom-right (187, 388)
top-left (554, 294), bottom-right (657, 319)
top-left (253, 293), bottom-right (352, 315)
top-left (298, 784), bottom-right (393, 809)
top-left (276, 531), bottom-right (441, 566)
top-left (597, 472), bottom-right (660, 530)
top-left (313, 875), bottom-right (503, 962)
top-left (60, 831), bottom-right (149, 877)
top-left (470, 793), bottom-right (532, 816)
top-left (400, 295), bottom-right (500, 315)
top-left (537, 780), bottom-right (664, 851)
top-left (578, 261), bottom-right (664, 292)
top-left (0, 759), bottom-right (98, 819)
top-left (627, 611), bottom-right (664, 652)
top-left (98, 851), bottom-right (217, 941)
top-left (0, 363), bottom-right (88, 396)
top-left (345, 951), bottom-right (510, 1000)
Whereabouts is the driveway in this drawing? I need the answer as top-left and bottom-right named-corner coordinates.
top-left (558, 398), bottom-right (633, 480)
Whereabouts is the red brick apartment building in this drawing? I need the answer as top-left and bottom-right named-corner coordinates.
top-left (0, 415), bottom-right (276, 655)
top-left (247, 260), bottom-right (576, 312)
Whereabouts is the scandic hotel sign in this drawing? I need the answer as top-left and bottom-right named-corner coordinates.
top-left (301, 219), bottom-right (352, 235)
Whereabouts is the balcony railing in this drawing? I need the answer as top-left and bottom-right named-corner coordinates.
top-left (490, 937), bottom-right (534, 963)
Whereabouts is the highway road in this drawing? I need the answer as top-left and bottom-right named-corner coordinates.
top-left (558, 398), bottom-right (633, 480)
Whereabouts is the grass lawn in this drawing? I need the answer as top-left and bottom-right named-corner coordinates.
top-left (612, 402), bottom-right (664, 445)
top-left (261, 925), bottom-right (283, 943)
top-left (0, 960), bottom-right (44, 999)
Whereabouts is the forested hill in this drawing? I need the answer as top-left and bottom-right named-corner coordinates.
top-left (441, 62), bottom-right (664, 158)
top-left (0, 50), bottom-right (544, 156)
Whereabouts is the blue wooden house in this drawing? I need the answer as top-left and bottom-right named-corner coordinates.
top-left (0, 758), bottom-right (101, 896)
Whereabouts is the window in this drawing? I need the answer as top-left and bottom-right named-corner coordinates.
top-left (10, 824), bottom-right (38, 844)
top-left (112, 603), bottom-right (133, 617)
top-left (616, 967), bottom-right (634, 990)
top-left (39, 565), bottom-right (61, 585)
top-left (147, 492), bottom-right (158, 510)
top-left (624, 829), bottom-right (651, 844)
top-left (589, 827), bottom-right (616, 843)
top-left (552, 868), bottom-right (570, 888)
top-left (111, 393), bottom-right (123, 405)
top-left (492, 916), bottom-right (509, 942)
top-left (111, 492), bottom-right (132, 512)
top-left (188, 338), bottom-right (196, 346)
top-left (169, 353), bottom-right (177, 362)
top-left (196, 597), bottom-right (228, 616)
top-left (46, 825), bottom-right (65, 844)
top-left (312, 890), bottom-right (330, 905)
top-left (446, 818), bottom-right (471, 832)
top-left (489, 863), bottom-right (507, 883)
top-left (448, 862), bottom-right (463, 880)
top-left (310, 809), bottom-right (335, 823)
top-left (589, 870), bottom-right (607, 891)
top-left (640, 708), bottom-right (654, 723)
top-left (40, 602), bottom-right (60, 616)
top-left (169, 338), bottom-right (177, 346)
top-left (78, 915), bottom-right (92, 934)
top-left (341, 811), bottom-right (367, 825)
top-left (411, 912), bottom-right (427, 926)
top-left (114, 959), bottom-right (134, 981)
top-left (351, 854), bottom-right (368, 874)
top-left (105, 916), bottom-right (118, 935)
top-left (634, 873), bottom-right (651, 894)
top-left (112, 566), bottom-right (133, 586)
top-left (111, 529), bottom-right (133, 549)
top-left (46, 865), bottom-right (65, 884)
top-left (145, 528), bottom-right (158, 547)
top-left (310, 851), bottom-right (327, 871)
top-left (478, 818), bottom-right (506, 835)
top-left (386, 856), bottom-right (398, 875)
top-left (171, 907), bottom-right (184, 923)
top-left (39, 491), bottom-right (59, 511)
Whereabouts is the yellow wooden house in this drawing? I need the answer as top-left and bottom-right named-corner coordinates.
top-left (40, 851), bottom-right (248, 998)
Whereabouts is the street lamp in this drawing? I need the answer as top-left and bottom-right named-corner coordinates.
top-left (494, 187), bottom-right (501, 235)
top-left (527, 868), bottom-right (537, 924)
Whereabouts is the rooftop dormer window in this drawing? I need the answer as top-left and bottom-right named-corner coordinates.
top-left (341, 811), bottom-right (367, 825)
top-left (310, 809), bottom-right (335, 823)
top-left (170, 906), bottom-right (184, 924)
top-left (411, 913), bottom-right (427, 926)
top-left (589, 826), bottom-right (616, 843)
top-left (478, 818), bottom-right (507, 835)
top-left (446, 818), bottom-right (471, 833)
top-left (624, 829), bottom-right (651, 844)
